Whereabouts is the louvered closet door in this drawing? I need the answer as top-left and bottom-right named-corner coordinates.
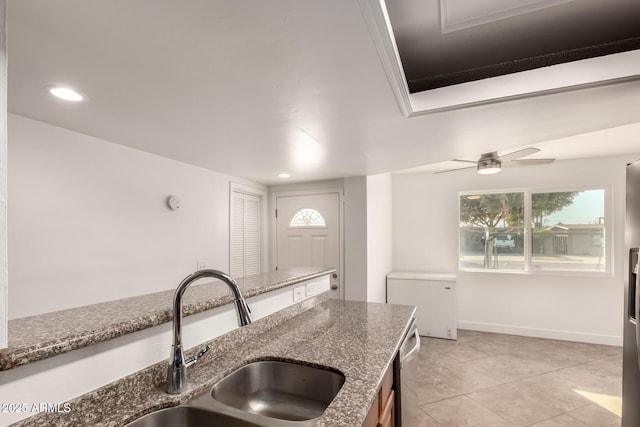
top-left (231, 192), bottom-right (261, 278)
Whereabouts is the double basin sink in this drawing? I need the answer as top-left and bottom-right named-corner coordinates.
top-left (126, 360), bottom-right (345, 427)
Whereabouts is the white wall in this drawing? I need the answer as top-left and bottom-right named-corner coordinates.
top-left (366, 173), bottom-right (393, 303)
top-left (392, 155), bottom-right (637, 345)
top-left (344, 176), bottom-right (368, 301)
top-left (7, 114), bottom-right (266, 319)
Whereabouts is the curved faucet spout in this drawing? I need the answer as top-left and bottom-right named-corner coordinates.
top-left (167, 269), bottom-right (252, 394)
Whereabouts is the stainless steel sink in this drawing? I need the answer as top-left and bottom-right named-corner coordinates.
top-left (124, 406), bottom-right (261, 427)
top-left (189, 360), bottom-right (345, 426)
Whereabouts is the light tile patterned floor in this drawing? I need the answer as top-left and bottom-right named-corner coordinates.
top-left (414, 330), bottom-right (622, 427)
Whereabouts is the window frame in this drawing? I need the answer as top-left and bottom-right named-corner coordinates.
top-left (458, 185), bottom-right (612, 276)
top-left (287, 208), bottom-right (328, 229)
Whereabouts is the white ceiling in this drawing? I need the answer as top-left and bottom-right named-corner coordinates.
top-left (396, 122), bottom-right (640, 174)
top-left (7, 0), bottom-right (640, 185)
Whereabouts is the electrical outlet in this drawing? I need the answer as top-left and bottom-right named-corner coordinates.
top-left (305, 282), bottom-right (316, 297)
top-left (196, 261), bottom-right (207, 271)
top-left (293, 286), bottom-right (305, 302)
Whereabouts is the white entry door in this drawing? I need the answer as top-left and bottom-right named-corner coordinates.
top-left (275, 192), bottom-right (342, 298)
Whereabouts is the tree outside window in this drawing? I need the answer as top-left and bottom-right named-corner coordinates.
top-left (460, 192), bottom-right (524, 270)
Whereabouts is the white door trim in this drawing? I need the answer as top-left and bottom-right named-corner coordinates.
top-left (271, 188), bottom-right (344, 300)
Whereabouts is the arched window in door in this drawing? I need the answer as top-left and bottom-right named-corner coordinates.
top-left (289, 208), bottom-right (326, 228)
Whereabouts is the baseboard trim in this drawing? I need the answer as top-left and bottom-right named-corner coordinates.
top-left (457, 320), bottom-right (622, 346)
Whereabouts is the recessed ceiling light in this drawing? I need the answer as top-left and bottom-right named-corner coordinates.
top-left (278, 173), bottom-right (291, 178)
top-left (45, 85), bottom-right (86, 102)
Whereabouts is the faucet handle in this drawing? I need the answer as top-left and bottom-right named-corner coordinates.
top-left (185, 344), bottom-right (211, 368)
top-left (196, 344), bottom-right (211, 359)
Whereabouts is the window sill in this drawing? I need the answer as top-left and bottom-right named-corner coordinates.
top-left (458, 267), bottom-right (614, 279)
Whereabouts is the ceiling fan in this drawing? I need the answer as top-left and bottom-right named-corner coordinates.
top-left (434, 147), bottom-right (555, 175)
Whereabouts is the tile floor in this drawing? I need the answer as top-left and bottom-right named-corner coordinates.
top-left (411, 330), bottom-right (622, 426)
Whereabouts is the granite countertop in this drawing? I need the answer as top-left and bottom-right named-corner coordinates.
top-left (0, 267), bottom-right (334, 371)
top-left (121, 299), bottom-right (416, 426)
top-left (182, 299), bottom-right (416, 427)
top-left (12, 297), bottom-right (416, 427)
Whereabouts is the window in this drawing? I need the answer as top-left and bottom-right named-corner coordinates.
top-left (230, 186), bottom-right (263, 278)
top-left (460, 192), bottom-right (525, 271)
top-left (459, 188), bottom-right (607, 273)
top-left (288, 208), bottom-right (326, 228)
top-left (531, 189), bottom-right (605, 272)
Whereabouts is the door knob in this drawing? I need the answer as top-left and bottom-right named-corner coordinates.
top-left (331, 284), bottom-right (338, 290)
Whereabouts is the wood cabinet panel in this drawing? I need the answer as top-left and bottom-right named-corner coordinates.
top-left (378, 390), bottom-right (395, 427)
top-left (363, 362), bottom-right (395, 427)
top-left (363, 395), bottom-right (379, 427)
top-left (379, 365), bottom-right (393, 413)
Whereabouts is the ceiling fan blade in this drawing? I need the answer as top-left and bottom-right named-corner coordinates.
top-left (498, 147), bottom-right (540, 162)
top-left (451, 159), bottom-right (477, 164)
top-left (433, 166), bottom-right (476, 174)
top-left (504, 158), bottom-right (555, 167)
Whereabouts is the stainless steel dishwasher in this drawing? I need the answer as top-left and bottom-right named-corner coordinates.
top-left (398, 318), bottom-right (420, 426)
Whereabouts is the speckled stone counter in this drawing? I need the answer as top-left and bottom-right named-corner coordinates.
top-left (11, 298), bottom-right (415, 427)
top-left (0, 267), bottom-right (334, 371)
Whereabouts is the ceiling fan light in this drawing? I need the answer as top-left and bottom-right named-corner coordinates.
top-left (477, 165), bottom-right (501, 174)
top-left (477, 158), bottom-right (501, 174)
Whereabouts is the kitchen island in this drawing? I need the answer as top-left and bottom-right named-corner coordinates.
top-left (10, 296), bottom-right (415, 426)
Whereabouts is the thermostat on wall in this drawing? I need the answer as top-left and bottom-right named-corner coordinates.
top-left (166, 195), bottom-right (181, 210)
